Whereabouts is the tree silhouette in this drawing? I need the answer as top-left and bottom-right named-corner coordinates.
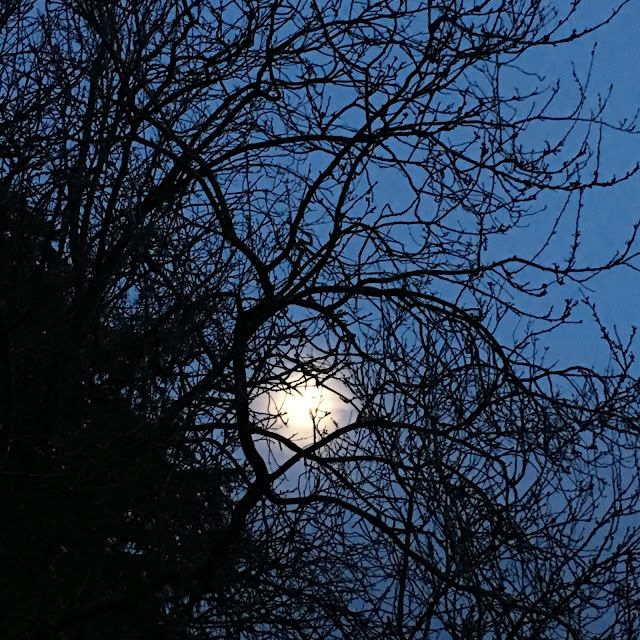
top-left (2, 1), bottom-right (640, 638)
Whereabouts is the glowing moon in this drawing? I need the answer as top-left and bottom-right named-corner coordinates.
top-left (280, 384), bottom-right (324, 439)
top-left (252, 377), bottom-right (352, 449)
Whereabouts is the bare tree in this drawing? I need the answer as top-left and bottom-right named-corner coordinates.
top-left (2, 0), bottom-right (640, 638)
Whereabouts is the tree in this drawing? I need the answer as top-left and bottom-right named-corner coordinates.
top-left (2, 0), bottom-right (640, 638)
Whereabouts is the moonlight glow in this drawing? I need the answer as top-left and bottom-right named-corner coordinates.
top-left (280, 384), bottom-right (324, 439)
top-left (253, 378), bottom-right (351, 446)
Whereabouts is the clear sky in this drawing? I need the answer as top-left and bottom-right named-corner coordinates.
top-left (523, 1), bottom-right (640, 371)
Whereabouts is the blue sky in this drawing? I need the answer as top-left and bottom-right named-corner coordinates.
top-left (523, 1), bottom-right (640, 370)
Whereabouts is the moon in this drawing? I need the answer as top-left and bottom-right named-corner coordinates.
top-left (280, 384), bottom-right (325, 440)
top-left (252, 378), bottom-right (352, 449)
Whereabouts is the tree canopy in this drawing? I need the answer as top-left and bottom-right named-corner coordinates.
top-left (2, 1), bottom-right (640, 638)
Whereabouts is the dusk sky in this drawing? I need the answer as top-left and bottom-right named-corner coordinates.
top-left (520, 1), bottom-right (640, 370)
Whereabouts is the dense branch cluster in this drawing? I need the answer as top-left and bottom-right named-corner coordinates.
top-left (2, 1), bottom-right (640, 638)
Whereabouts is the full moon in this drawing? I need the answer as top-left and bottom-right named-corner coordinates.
top-left (252, 378), bottom-right (352, 448)
top-left (280, 384), bottom-right (324, 440)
